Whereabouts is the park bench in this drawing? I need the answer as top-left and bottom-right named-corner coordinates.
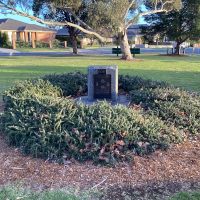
top-left (112, 47), bottom-right (140, 57)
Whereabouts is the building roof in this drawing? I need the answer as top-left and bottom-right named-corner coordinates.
top-left (0, 18), bottom-right (55, 32)
top-left (56, 27), bottom-right (70, 36)
top-left (56, 27), bottom-right (84, 36)
top-left (57, 24), bottom-right (148, 38)
top-left (127, 24), bottom-right (148, 38)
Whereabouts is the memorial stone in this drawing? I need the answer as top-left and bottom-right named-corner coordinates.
top-left (88, 66), bottom-right (118, 102)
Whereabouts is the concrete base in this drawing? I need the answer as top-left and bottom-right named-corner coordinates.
top-left (75, 95), bottom-right (130, 106)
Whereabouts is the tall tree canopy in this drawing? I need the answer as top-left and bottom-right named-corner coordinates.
top-left (143, 0), bottom-right (200, 54)
top-left (0, 0), bottom-right (182, 60)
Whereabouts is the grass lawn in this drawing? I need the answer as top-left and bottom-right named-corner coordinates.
top-left (0, 54), bottom-right (200, 99)
top-left (1, 185), bottom-right (200, 200)
top-left (170, 191), bottom-right (200, 200)
top-left (0, 186), bottom-right (97, 200)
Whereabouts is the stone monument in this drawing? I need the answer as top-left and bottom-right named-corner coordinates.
top-left (76, 65), bottom-right (130, 106)
top-left (88, 66), bottom-right (118, 102)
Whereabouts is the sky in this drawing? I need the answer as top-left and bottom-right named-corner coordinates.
top-left (0, 12), bottom-right (146, 26)
top-left (0, 13), bottom-right (43, 25)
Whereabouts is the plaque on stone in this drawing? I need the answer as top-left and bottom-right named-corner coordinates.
top-left (94, 73), bottom-right (111, 99)
top-left (88, 66), bottom-right (118, 101)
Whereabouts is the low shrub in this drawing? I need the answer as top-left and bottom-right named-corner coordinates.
top-left (3, 79), bottom-right (61, 102)
top-left (52, 39), bottom-right (66, 48)
top-left (43, 72), bottom-right (87, 97)
top-left (130, 87), bottom-right (200, 134)
top-left (1, 72), bottom-right (199, 164)
top-left (36, 41), bottom-right (49, 48)
top-left (119, 75), bottom-right (168, 91)
top-left (16, 41), bottom-right (32, 48)
top-left (43, 72), bottom-right (200, 135)
top-left (43, 73), bottom-right (166, 97)
top-left (2, 79), bottom-right (183, 164)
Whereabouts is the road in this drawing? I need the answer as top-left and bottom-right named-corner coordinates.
top-left (0, 47), bottom-right (200, 56)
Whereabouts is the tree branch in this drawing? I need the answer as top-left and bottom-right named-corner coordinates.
top-left (125, 0), bottom-right (177, 29)
top-left (124, 0), bottom-right (136, 19)
top-left (161, 0), bottom-right (175, 9)
top-left (0, 1), bottom-right (107, 42)
top-left (125, 13), bottom-right (140, 29)
top-left (64, 8), bottom-right (94, 31)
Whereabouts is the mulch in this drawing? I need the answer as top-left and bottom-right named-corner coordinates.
top-left (0, 102), bottom-right (200, 199)
top-left (0, 133), bottom-right (200, 199)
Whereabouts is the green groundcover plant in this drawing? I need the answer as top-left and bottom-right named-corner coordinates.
top-left (0, 185), bottom-right (199, 200)
top-left (1, 72), bottom-right (199, 164)
top-left (170, 191), bottom-right (200, 200)
top-left (0, 185), bottom-right (99, 200)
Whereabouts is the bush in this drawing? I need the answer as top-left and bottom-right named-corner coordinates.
top-left (130, 87), bottom-right (200, 134)
top-left (0, 32), bottom-right (11, 48)
top-left (119, 75), bottom-right (168, 91)
top-left (52, 39), bottom-right (64, 48)
top-left (2, 79), bottom-right (183, 164)
top-left (16, 40), bottom-right (64, 49)
top-left (36, 41), bottom-right (49, 48)
top-left (43, 72), bottom-right (87, 97)
top-left (1, 72), bottom-right (199, 164)
top-left (16, 40), bottom-right (32, 48)
top-left (43, 73), bottom-right (166, 97)
top-left (3, 79), bottom-right (61, 101)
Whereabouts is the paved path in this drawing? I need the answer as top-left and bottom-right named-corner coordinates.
top-left (0, 48), bottom-right (19, 55)
top-left (0, 47), bottom-right (200, 56)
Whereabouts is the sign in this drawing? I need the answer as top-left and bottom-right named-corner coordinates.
top-left (94, 72), bottom-right (111, 99)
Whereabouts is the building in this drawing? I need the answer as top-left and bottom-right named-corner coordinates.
top-left (57, 25), bottom-right (145, 46)
top-left (56, 27), bottom-right (91, 47)
top-left (56, 27), bottom-right (112, 47)
top-left (0, 18), bottom-right (56, 49)
top-left (127, 24), bottom-right (147, 45)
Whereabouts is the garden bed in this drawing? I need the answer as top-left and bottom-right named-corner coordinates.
top-left (0, 72), bottom-right (200, 199)
top-left (0, 134), bottom-right (199, 199)
top-left (1, 72), bottom-right (199, 164)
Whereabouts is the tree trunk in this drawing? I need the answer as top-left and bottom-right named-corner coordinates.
top-left (69, 27), bottom-right (78, 54)
top-left (119, 31), bottom-right (133, 60)
top-left (71, 35), bottom-right (78, 54)
top-left (174, 42), bottom-right (181, 55)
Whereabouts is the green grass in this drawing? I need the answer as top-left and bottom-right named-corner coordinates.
top-left (1, 185), bottom-right (200, 200)
top-left (0, 185), bottom-right (98, 200)
top-left (0, 54), bottom-right (200, 99)
top-left (170, 191), bottom-right (200, 200)
top-left (17, 47), bottom-right (71, 52)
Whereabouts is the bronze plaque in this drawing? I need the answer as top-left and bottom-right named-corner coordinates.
top-left (94, 74), bottom-right (111, 99)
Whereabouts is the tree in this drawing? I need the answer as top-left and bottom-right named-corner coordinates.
top-left (0, 0), bottom-right (182, 60)
top-left (0, 31), bottom-right (9, 48)
top-left (33, 0), bottom-right (88, 54)
top-left (143, 0), bottom-right (200, 55)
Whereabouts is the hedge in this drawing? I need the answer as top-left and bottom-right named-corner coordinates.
top-left (1, 72), bottom-right (199, 164)
top-left (44, 73), bottom-right (200, 135)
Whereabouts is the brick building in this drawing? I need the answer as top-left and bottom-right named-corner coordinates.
top-left (0, 18), bottom-right (56, 49)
